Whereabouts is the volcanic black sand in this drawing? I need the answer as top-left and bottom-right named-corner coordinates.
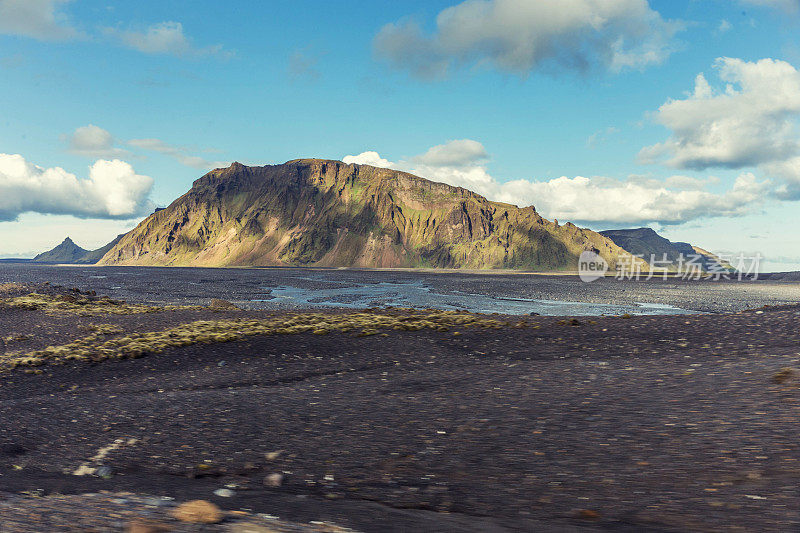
top-left (1, 282), bottom-right (800, 531)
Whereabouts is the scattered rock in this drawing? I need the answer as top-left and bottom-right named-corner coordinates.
top-left (227, 523), bottom-right (281, 533)
top-left (95, 465), bottom-right (113, 478)
top-left (577, 509), bottom-right (601, 520)
top-left (263, 473), bottom-right (284, 487)
top-left (772, 367), bottom-right (795, 384)
top-left (171, 500), bottom-right (223, 524)
top-left (127, 519), bottom-right (172, 533)
top-left (0, 443), bottom-right (27, 457)
top-left (213, 488), bottom-right (235, 498)
top-left (264, 450), bottom-right (283, 461)
top-left (209, 298), bottom-right (240, 310)
top-left (143, 496), bottom-right (175, 507)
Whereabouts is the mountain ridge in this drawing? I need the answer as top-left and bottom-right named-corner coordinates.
top-left (96, 159), bottom-right (642, 270)
top-left (32, 234), bottom-right (128, 264)
top-left (600, 228), bottom-right (732, 272)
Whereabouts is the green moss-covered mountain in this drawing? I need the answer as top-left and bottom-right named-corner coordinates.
top-left (98, 159), bottom-right (641, 270)
top-left (33, 234), bottom-right (127, 264)
top-left (33, 237), bottom-right (88, 263)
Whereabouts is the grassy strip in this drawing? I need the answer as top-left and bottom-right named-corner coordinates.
top-left (3, 293), bottom-right (197, 316)
top-left (4, 310), bottom-right (511, 370)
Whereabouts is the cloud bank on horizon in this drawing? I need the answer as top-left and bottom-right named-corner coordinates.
top-left (343, 139), bottom-right (768, 226)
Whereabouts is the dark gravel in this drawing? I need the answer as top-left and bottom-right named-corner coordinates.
top-left (1, 291), bottom-right (800, 531)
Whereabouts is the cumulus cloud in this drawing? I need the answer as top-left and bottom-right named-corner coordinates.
top-left (343, 140), bottom-right (767, 225)
top-left (374, 0), bottom-right (683, 79)
top-left (763, 157), bottom-right (800, 199)
top-left (493, 172), bottom-right (767, 225)
top-left (103, 21), bottom-right (230, 58)
top-left (128, 138), bottom-right (228, 170)
top-left (65, 124), bottom-right (129, 158)
top-left (640, 57), bottom-right (800, 170)
top-left (342, 151), bottom-right (397, 169)
top-left (0, 154), bottom-right (154, 221)
top-left (0, 0), bottom-right (80, 41)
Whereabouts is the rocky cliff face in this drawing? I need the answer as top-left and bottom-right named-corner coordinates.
top-left (98, 159), bottom-right (638, 270)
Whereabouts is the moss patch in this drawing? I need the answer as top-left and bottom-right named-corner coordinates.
top-left (3, 293), bottom-right (197, 316)
top-left (3, 310), bottom-right (512, 370)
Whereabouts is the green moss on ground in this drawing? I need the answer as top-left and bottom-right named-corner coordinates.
top-left (3, 293), bottom-right (198, 316)
top-left (2, 310), bottom-right (513, 370)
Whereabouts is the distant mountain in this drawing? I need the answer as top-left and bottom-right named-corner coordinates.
top-left (32, 234), bottom-right (127, 264)
top-left (75, 234), bottom-right (127, 264)
top-left (32, 237), bottom-right (88, 263)
top-left (600, 228), bottom-right (731, 272)
top-left (97, 159), bottom-right (642, 270)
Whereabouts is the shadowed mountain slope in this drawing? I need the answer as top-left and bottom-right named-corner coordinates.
top-left (75, 234), bottom-right (127, 264)
top-left (600, 228), bottom-right (731, 272)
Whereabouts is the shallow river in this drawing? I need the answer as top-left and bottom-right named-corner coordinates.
top-left (2, 263), bottom-right (800, 315)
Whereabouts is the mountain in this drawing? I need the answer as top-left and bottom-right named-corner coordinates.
top-left (32, 237), bottom-right (89, 263)
top-left (98, 159), bottom-right (641, 270)
top-left (32, 234), bottom-right (127, 264)
top-left (75, 234), bottom-right (127, 264)
top-left (600, 228), bottom-right (730, 272)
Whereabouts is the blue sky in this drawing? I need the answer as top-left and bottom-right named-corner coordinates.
top-left (1, 0), bottom-right (799, 270)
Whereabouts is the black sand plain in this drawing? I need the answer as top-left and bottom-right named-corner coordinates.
top-left (1, 269), bottom-right (800, 531)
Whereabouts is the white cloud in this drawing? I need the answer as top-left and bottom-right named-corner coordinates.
top-left (493, 172), bottom-right (767, 225)
top-left (640, 57), bottom-right (800, 170)
top-left (0, 154), bottom-right (153, 221)
top-left (343, 140), bottom-right (767, 225)
top-left (764, 156), bottom-right (800, 199)
top-left (374, 0), bottom-right (683, 79)
top-left (66, 124), bottom-right (129, 158)
top-left (103, 21), bottom-right (229, 58)
top-left (716, 19), bottom-right (732, 34)
top-left (128, 138), bottom-right (228, 170)
top-left (412, 139), bottom-right (488, 166)
top-left (741, 0), bottom-right (800, 13)
top-left (342, 151), bottom-right (397, 169)
top-left (0, 0), bottom-right (80, 41)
